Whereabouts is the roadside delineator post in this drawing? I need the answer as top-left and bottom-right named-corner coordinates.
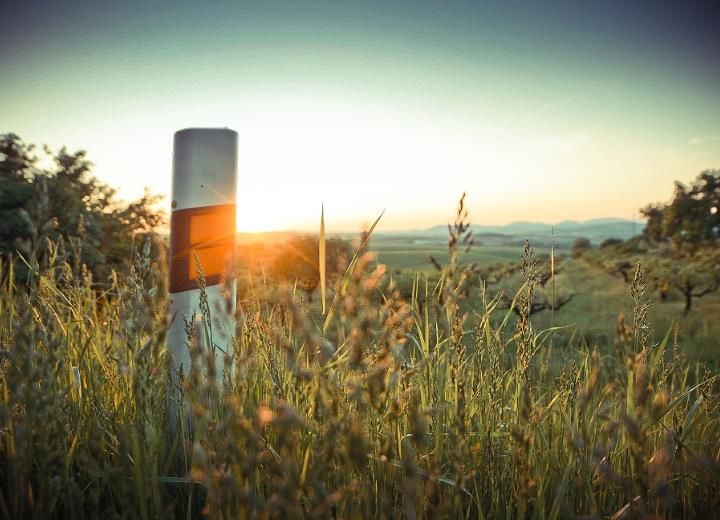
top-left (168, 128), bottom-right (238, 411)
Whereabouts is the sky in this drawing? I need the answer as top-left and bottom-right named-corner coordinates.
top-left (2, 0), bottom-right (719, 232)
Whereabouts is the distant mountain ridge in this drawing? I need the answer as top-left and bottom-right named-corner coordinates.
top-left (419, 218), bottom-right (645, 246)
top-left (232, 218), bottom-right (646, 248)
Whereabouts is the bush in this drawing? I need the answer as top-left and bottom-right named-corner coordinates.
top-left (599, 237), bottom-right (623, 249)
top-left (571, 236), bottom-right (592, 258)
top-left (269, 234), bottom-right (352, 302)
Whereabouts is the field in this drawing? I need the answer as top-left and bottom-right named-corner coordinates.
top-left (369, 236), bottom-right (720, 363)
top-left (373, 239), bottom-right (548, 271)
top-left (1, 225), bottom-right (719, 519)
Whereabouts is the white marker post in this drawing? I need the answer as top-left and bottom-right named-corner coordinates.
top-left (168, 128), bottom-right (238, 397)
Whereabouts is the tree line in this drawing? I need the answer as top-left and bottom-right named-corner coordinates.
top-left (0, 133), bottom-right (162, 284)
top-left (584, 169), bottom-right (720, 314)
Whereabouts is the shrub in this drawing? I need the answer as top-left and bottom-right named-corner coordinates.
top-left (571, 236), bottom-right (592, 258)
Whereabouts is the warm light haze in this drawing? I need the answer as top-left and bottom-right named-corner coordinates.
top-left (2, 1), bottom-right (719, 232)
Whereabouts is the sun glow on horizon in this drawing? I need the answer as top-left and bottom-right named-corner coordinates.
top-left (221, 94), bottom-right (718, 233)
top-left (13, 91), bottom-right (719, 235)
top-left (227, 96), bottom-right (598, 233)
top-left (6, 88), bottom-right (720, 236)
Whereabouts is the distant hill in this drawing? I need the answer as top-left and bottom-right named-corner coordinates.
top-left (231, 218), bottom-right (645, 249)
top-left (419, 218), bottom-right (645, 247)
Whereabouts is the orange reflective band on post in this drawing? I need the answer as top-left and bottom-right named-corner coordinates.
top-left (169, 204), bottom-right (235, 294)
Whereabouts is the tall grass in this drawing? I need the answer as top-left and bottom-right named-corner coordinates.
top-left (1, 199), bottom-right (719, 518)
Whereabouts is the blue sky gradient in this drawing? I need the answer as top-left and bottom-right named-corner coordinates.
top-left (2, 0), bottom-right (719, 230)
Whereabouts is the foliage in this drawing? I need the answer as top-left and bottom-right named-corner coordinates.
top-left (584, 242), bottom-right (639, 284)
top-left (269, 234), bottom-right (352, 302)
top-left (587, 244), bottom-right (720, 315)
top-left (475, 252), bottom-right (574, 317)
top-left (0, 134), bottom-right (36, 256)
top-left (0, 133), bottom-right (163, 284)
top-left (584, 171), bottom-right (720, 315)
top-left (570, 236), bottom-right (592, 258)
top-left (642, 169), bottom-right (720, 252)
top-left (645, 248), bottom-right (720, 315)
top-left (599, 237), bottom-right (623, 249)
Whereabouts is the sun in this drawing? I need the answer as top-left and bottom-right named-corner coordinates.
top-left (237, 204), bottom-right (296, 233)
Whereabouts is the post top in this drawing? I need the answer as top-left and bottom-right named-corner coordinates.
top-left (174, 127), bottom-right (238, 137)
top-left (171, 127), bottom-right (238, 211)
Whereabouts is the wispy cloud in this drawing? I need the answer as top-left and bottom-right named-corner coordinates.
top-left (689, 135), bottom-right (720, 145)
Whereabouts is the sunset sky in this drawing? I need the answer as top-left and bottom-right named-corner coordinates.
top-left (2, 0), bottom-right (719, 232)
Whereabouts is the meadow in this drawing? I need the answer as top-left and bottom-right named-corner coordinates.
top-left (369, 237), bottom-right (720, 364)
top-left (1, 204), bottom-right (719, 519)
top-left (373, 240), bottom-right (546, 271)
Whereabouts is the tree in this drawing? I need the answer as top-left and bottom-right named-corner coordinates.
top-left (635, 170), bottom-right (720, 313)
top-left (502, 292), bottom-right (574, 317)
top-left (535, 254), bottom-right (563, 286)
top-left (476, 262), bottom-right (520, 286)
top-left (0, 133), bottom-right (163, 283)
top-left (270, 235), bottom-right (353, 302)
top-left (480, 253), bottom-right (574, 318)
top-left (605, 259), bottom-right (634, 283)
top-left (645, 249), bottom-right (720, 315)
top-left (0, 134), bottom-right (36, 256)
top-left (641, 169), bottom-right (720, 251)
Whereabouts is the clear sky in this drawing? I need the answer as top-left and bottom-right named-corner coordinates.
top-left (2, 0), bottom-right (719, 232)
